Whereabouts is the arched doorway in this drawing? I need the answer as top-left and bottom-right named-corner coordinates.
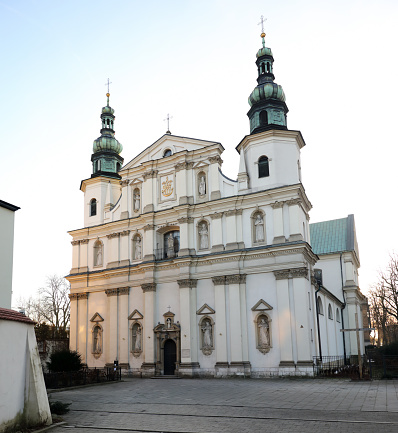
top-left (163, 339), bottom-right (176, 375)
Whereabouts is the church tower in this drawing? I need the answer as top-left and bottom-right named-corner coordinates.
top-left (247, 31), bottom-right (288, 134)
top-left (91, 92), bottom-right (124, 178)
top-left (80, 91), bottom-right (124, 227)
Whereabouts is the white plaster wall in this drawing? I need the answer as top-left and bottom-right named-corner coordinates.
top-left (314, 256), bottom-right (344, 302)
top-left (0, 320), bottom-right (51, 432)
top-left (0, 207), bottom-right (15, 309)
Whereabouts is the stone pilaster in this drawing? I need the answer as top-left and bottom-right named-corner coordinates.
top-left (210, 212), bottom-right (224, 252)
top-left (141, 282), bottom-right (156, 376)
top-left (271, 201), bottom-right (285, 244)
top-left (212, 276), bottom-right (228, 375)
top-left (143, 224), bottom-right (156, 261)
top-left (120, 179), bottom-right (130, 220)
top-left (177, 217), bottom-right (194, 256)
top-left (209, 155), bottom-right (222, 200)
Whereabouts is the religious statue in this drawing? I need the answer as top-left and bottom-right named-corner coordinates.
top-left (133, 326), bottom-right (141, 351)
top-left (199, 176), bottom-right (206, 196)
top-left (166, 318), bottom-right (172, 329)
top-left (94, 243), bottom-right (103, 266)
top-left (134, 236), bottom-right (142, 260)
top-left (202, 321), bottom-right (212, 347)
top-left (258, 317), bottom-right (270, 347)
top-left (133, 190), bottom-right (140, 212)
top-left (254, 214), bottom-right (265, 242)
top-left (199, 223), bottom-right (209, 249)
top-left (93, 326), bottom-right (102, 353)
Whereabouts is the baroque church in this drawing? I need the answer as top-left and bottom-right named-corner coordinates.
top-left (67, 32), bottom-right (368, 377)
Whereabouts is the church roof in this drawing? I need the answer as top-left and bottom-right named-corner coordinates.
top-left (0, 200), bottom-right (20, 212)
top-left (310, 215), bottom-right (359, 261)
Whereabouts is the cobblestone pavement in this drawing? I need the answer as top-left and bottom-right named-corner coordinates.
top-left (48, 378), bottom-right (398, 433)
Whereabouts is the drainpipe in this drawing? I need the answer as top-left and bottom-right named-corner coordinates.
top-left (315, 283), bottom-right (322, 361)
top-left (340, 253), bottom-right (347, 364)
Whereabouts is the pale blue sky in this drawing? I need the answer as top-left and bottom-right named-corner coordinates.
top-left (1, 0), bottom-right (397, 303)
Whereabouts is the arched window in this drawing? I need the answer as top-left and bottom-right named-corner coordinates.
top-left (163, 230), bottom-right (180, 259)
top-left (116, 162), bottom-right (121, 172)
top-left (93, 240), bottom-right (103, 266)
top-left (258, 156), bottom-right (269, 178)
top-left (328, 304), bottom-right (333, 320)
top-left (336, 308), bottom-right (341, 323)
top-left (261, 63), bottom-right (265, 74)
top-left (260, 110), bottom-right (268, 126)
top-left (163, 149), bottom-right (172, 157)
top-left (90, 199), bottom-right (97, 216)
top-left (317, 297), bottom-right (324, 315)
top-left (267, 62), bottom-right (270, 73)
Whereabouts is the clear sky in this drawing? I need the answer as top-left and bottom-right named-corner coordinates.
top-left (1, 0), bottom-right (397, 305)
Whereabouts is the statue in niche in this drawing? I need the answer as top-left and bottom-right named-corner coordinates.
top-left (202, 321), bottom-right (212, 347)
top-left (254, 214), bottom-right (265, 242)
top-left (166, 318), bottom-right (172, 329)
top-left (134, 236), bottom-right (142, 260)
top-left (199, 223), bottom-right (209, 249)
top-left (132, 326), bottom-right (141, 351)
top-left (199, 175), bottom-right (206, 196)
top-left (167, 233), bottom-right (175, 257)
top-left (93, 326), bottom-right (102, 354)
top-left (258, 317), bottom-right (270, 347)
top-left (94, 242), bottom-right (103, 266)
top-left (133, 190), bottom-right (140, 212)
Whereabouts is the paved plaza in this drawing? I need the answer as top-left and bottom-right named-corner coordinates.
top-left (48, 378), bottom-right (398, 433)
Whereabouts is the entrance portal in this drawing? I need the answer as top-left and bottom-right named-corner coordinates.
top-left (163, 339), bottom-right (176, 375)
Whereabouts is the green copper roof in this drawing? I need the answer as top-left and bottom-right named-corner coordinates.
top-left (310, 215), bottom-right (357, 256)
top-left (257, 46), bottom-right (273, 58)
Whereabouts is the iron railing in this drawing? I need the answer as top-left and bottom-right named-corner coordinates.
top-left (313, 355), bottom-right (370, 379)
top-left (154, 248), bottom-right (180, 261)
top-left (44, 367), bottom-right (121, 389)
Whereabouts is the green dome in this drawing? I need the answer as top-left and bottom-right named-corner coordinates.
top-left (102, 105), bottom-right (114, 115)
top-left (93, 135), bottom-right (123, 154)
top-left (248, 82), bottom-right (285, 107)
top-left (257, 46), bottom-right (273, 58)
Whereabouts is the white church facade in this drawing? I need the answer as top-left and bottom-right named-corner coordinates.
top-left (67, 33), bottom-right (368, 377)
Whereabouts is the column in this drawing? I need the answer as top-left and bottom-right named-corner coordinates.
top-left (209, 155), bottom-right (222, 200)
top-left (69, 294), bottom-right (78, 352)
top-left (77, 293), bottom-right (88, 364)
top-left (225, 210), bottom-right (238, 250)
top-left (239, 275), bottom-right (250, 373)
top-left (120, 180), bottom-right (130, 219)
top-left (212, 276), bottom-right (228, 375)
top-left (118, 287), bottom-right (130, 369)
top-left (271, 202), bottom-right (285, 244)
top-left (120, 230), bottom-right (130, 266)
top-left (142, 170), bottom-right (158, 213)
top-left (141, 283), bottom-right (156, 376)
top-left (80, 239), bottom-right (89, 272)
top-left (178, 279), bottom-right (199, 376)
top-left (143, 224), bottom-right (156, 260)
top-left (287, 199), bottom-right (303, 242)
top-left (105, 289), bottom-right (118, 366)
top-left (177, 217), bottom-right (194, 256)
top-left (71, 241), bottom-right (79, 273)
top-left (291, 269), bottom-right (313, 368)
top-left (107, 233), bottom-right (119, 268)
top-left (226, 275), bottom-right (244, 374)
top-left (274, 270), bottom-right (295, 367)
top-left (210, 212), bottom-right (223, 252)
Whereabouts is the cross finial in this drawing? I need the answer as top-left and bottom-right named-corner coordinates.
top-left (164, 113), bottom-right (173, 134)
top-left (167, 305), bottom-right (171, 312)
top-left (258, 15), bottom-right (266, 34)
top-left (105, 78), bottom-right (112, 105)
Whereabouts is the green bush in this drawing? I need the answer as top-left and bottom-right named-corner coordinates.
top-left (47, 349), bottom-right (83, 372)
top-left (50, 401), bottom-right (71, 415)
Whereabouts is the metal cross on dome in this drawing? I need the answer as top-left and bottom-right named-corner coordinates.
top-left (258, 15), bottom-right (267, 33)
top-left (105, 78), bottom-right (112, 93)
top-left (167, 305), bottom-right (171, 312)
top-left (164, 113), bottom-right (173, 134)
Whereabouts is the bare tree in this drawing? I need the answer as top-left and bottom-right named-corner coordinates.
top-left (38, 275), bottom-right (70, 331)
top-left (370, 253), bottom-right (398, 345)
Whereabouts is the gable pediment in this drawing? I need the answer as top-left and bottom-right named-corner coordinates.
top-left (251, 299), bottom-right (273, 311)
top-left (121, 134), bottom-right (220, 171)
top-left (90, 312), bottom-right (104, 322)
top-left (197, 303), bottom-right (215, 315)
top-left (128, 309), bottom-right (143, 320)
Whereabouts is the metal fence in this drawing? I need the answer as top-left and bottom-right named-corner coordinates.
top-left (44, 367), bottom-right (122, 389)
top-left (313, 354), bottom-right (398, 379)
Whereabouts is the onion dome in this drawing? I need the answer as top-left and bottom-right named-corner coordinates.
top-left (90, 91), bottom-right (124, 179)
top-left (247, 32), bottom-right (289, 135)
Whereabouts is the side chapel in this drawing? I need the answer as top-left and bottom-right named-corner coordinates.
top-left (67, 32), bottom-right (368, 377)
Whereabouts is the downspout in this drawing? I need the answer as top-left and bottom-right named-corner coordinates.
top-left (315, 283), bottom-right (322, 361)
top-left (340, 253), bottom-right (347, 363)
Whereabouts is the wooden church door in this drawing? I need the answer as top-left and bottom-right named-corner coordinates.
top-left (163, 339), bottom-right (176, 375)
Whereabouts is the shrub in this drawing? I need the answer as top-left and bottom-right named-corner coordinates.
top-left (47, 349), bottom-right (83, 372)
top-left (50, 401), bottom-right (71, 415)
